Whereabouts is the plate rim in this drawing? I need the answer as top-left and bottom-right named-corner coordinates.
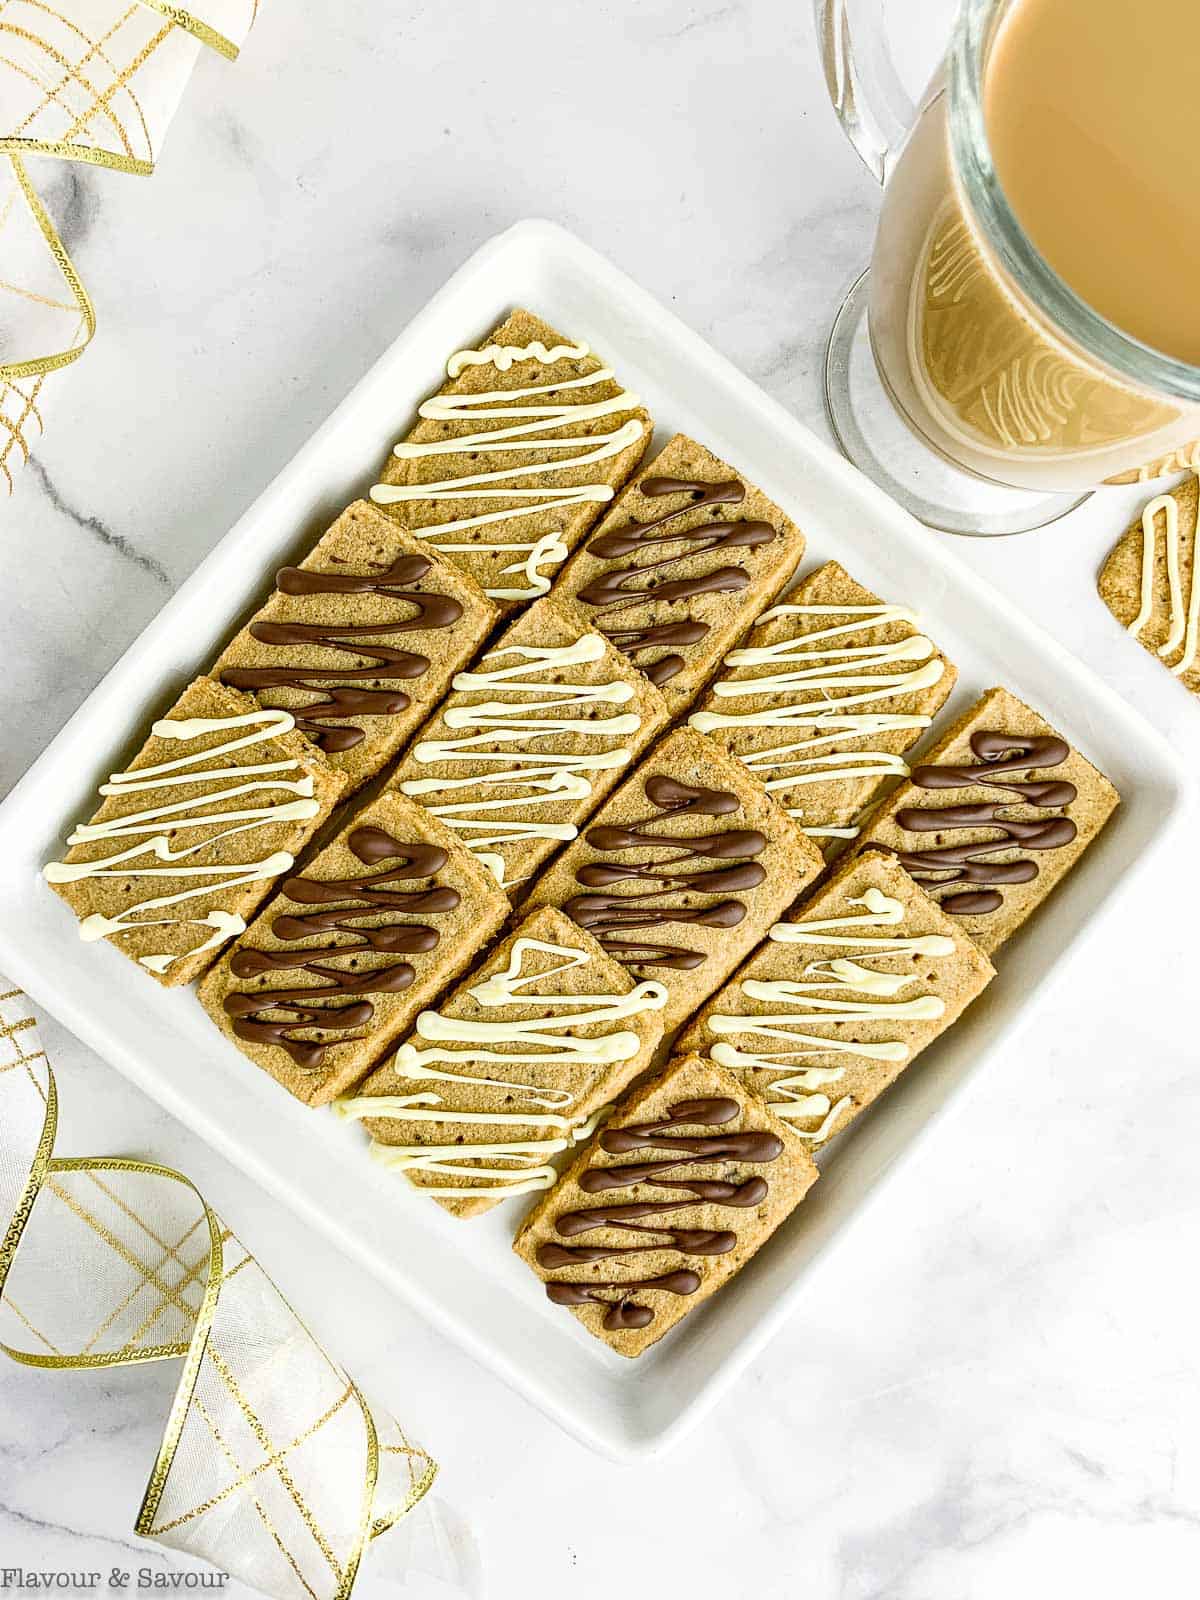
top-left (0, 216), bottom-right (1192, 1459)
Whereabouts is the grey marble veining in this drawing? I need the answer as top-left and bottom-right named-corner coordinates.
top-left (2, 3), bottom-right (1199, 1597)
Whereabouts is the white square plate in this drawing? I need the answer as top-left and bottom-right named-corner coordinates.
top-left (0, 220), bottom-right (1187, 1458)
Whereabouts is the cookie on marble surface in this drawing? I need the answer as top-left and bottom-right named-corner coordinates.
top-left (198, 791), bottom-right (508, 1107)
top-left (1106, 444), bottom-right (1200, 486)
top-left (524, 725), bottom-right (825, 1033)
top-left (551, 434), bottom-right (807, 715)
top-left (370, 309), bottom-right (650, 608)
top-left (513, 1051), bottom-right (818, 1358)
top-left (852, 686), bottom-right (1119, 956)
top-left (338, 906), bottom-right (668, 1219)
top-left (676, 853), bottom-right (994, 1146)
top-left (385, 595), bottom-right (670, 896)
top-left (689, 560), bottom-right (957, 846)
top-left (212, 500), bottom-right (497, 794)
top-left (1098, 471), bottom-right (1200, 697)
top-left (44, 677), bottom-right (345, 987)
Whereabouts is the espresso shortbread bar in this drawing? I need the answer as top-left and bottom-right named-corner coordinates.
top-left (370, 310), bottom-right (651, 608)
top-left (677, 853), bottom-right (994, 1146)
top-left (44, 677), bottom-right (345, 986)
top-left (526, 726), bottom-right (825, 1033)
top-left (385, 595), bottom-right (671, 895)
top-left (1098, 471), bottom-right (1200, 697)
top-left (853, 686), bottom-right (1119, 955)
top-left (212, 500), bottom-right (497, 793)
top-left (338, 906), bottom-right (668, 1219)
top-left (689, 560), bottom-right (957, 844)
top-left (551, 434), bottom-right (807, 715)
top-left (513, 1052), bottom-right (818, 1358)
top-left (198, 791), bottom-right (508, 1106)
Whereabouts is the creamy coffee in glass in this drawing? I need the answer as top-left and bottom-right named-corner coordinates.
top-left (817, 0), bottom-right (1200, 531)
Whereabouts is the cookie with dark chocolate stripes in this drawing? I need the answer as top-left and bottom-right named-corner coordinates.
top-left (513, 1052), bottom-right (818, 1358)
top-left (199, 790), bottom-right (508, 1105)
top-left (525, 725), bottom-right (824, 1032)
top-left (212, 500), bottom-right (496, 794)
top-left (552, 434), bottom-right (806, 715)
top-left (852, 685), bottom-right (1118, 955)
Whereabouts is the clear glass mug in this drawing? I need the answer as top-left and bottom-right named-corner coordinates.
top-left (815, 0), bottom-right (1200, 534)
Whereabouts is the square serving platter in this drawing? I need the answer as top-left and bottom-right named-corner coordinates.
top-left (0, 219), bottom-right (1188, 1458)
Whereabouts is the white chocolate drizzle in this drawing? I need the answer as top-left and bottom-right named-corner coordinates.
top-left (360, 1105), bottom-right (611, 1199)
top-left (689, 603), bottom-right (944, 831)
top-left (1135, 441), bottom-right (1200, 483)
top-left (398, 633), bottom-right (643, 887)
top-left (447, 340), bottom-right (589, 376)
top-left (707, 889), bottom-right (951, 1138)
top-left (1128, 474), bottom-right (1200, 677)
top-left (370, 339), bottom-right (644, 602)
top-left (44, 708), bottom-right (320, 974)
top-left (336, 938), bottom-right (666, 1197)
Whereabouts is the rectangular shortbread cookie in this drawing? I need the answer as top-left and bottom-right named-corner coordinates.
top-left (525, 725), bottom-right (826, 1032)
top-left (689, 560), bottom-right (957, 844)
top-left (852, 685), bottom-right (1120, 956)
top-left (44, 677), bottom-right (346, 987)
top-left (512, 1051), bottom-right (819, 1358)
top-left (369, 309), bottom-right (651, 608)
top-left (384, 595), bottom-right (670, 896)
top-left (1098, 472), bottom-right (1200, 697)
top-left (211, 500), bottom-right (497, 794)
top-left (198, 790), bottom-right (509, 1106)
top-left (337, 905), bottom-right (668, 1219)
top-left (676, 853), bottom-right (995, 1147)
top-left (551, 434), bottom-right (807, 715)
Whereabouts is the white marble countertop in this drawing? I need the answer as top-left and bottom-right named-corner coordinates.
top-left (3, 3), bottom-right (1199, 1597)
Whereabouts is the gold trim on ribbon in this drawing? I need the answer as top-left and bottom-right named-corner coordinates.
top-left (0, 1029), bottom-right (55, 1298)
top-left (135, 1), bottom-right (240, 60)
top-left (0, 139), bottom-right (153, 174)
top-left (0, 154), bottom-right (96, 382)
top-left (341, 1388), bottom-right (378, 1600)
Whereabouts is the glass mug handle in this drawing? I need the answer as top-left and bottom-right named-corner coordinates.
top-left (813, 0), bottom-right (923, 185)
top-left (811, 0), bottom-right (1105, 531)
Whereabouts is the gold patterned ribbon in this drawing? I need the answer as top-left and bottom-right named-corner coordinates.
top-left (0, 987), bottom-right (437, 1599)
top-left (0, 0), bottom-right (260, 492)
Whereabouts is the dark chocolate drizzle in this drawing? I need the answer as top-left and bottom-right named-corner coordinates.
top-left (563, 775), bottom-right (766, 970)
top-left (575, 477), bottom-right (776, 685)
top-left (221, 555), bottom-right (462, 753)
top-left (222, 827), bottom-right (459, 1070)
top-left (889, 730), bottom-right (1078, 916)
top-left (544, 1274), bottom-right (701, 1330)
top-left (541, 1096), bottom-right (782, 1332)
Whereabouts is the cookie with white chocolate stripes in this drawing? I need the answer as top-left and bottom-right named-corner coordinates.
top-left (551, 434), bottom-right (807, 715)
top-left (44, 676), bottom-right (346, 987)
top-left (676, 853), bottom-right (994, 1147)
top-left (1098, 470), bottom-right (1200, 697)
top-left (338, 905), bottom-right (668, 1219)
top-left (513, 1051), bottom-right (818, 1357)
top-left (689, 560), bottom-right (957, 846)
top-left (370, 309), bottom-right (651, 609)
top-left (384, 596), bottom-right (671, 896)
top-left (852, 686), bottom-right (1119, 956)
